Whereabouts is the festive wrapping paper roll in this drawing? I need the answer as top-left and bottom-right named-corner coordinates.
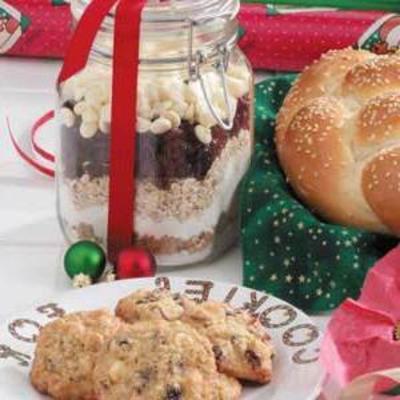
top-left (239, 4), bottom-right (400, 71)
top-left (2, 1), bottom-right (400, 71)
top-left (0, 0), bottom-right (71, 58)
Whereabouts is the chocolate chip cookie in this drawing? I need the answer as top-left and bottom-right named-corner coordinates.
top-left (93, 320), bottom-right (241, 399)
top-left (115, 289), bottom-right (274, 383)
top-left (30, 309), bottom-right (121, 400)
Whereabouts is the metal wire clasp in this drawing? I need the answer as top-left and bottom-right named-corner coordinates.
top-left (187, 19), bottom-right (234, 130)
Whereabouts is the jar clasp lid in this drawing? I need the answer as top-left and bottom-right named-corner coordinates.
top-left (187, 18), bottom-right (234, 131)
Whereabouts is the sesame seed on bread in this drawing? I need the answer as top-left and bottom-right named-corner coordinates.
top-left (276, 48), bottom-right (400, 236)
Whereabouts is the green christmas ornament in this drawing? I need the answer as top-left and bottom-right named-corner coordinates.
top-left (64, 241), bottom-right (106, 281)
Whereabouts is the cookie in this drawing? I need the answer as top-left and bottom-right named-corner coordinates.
top-left (30, 309), bottom-right (121, 400)
top-left (115, 289), bottom-right (185, 323)
top-left (94, 320), bottom-right (241, 400)
top-left (184, 301), bottom-right (274, 383)
top-left (116, 289), bottom-right (274, 383)
top-left (214, 374), bottom-right (242, 400)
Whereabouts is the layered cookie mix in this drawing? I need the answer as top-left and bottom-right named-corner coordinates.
top-left (57, 63), bottom-right (253, 265)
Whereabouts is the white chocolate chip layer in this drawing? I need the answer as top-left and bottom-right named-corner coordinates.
top-left (184, 104), bottom-right (195, 123)
top-left (195, 125), bottom-right (212, 145)
top-left (99, 121), bottom-right (110, 134)
top-left (82, 107), bottom-right (99, 124)
top-left (162, 110), bottom-right (181, 129)
top-left (74, 101), bottom-right (87, 116)
top-left (60, 62), bottom-right (251, 136)
top-left (60, 107), bottom-right (76, 128)
top-left (80, 122), bottom-right (98, 139)
top-left (226, 76), bottom-right (250, 99)
top-left (151, 117), bottom-right (173, 135)
top-left (137, 117), bottom-right (152, 133)
top-left (99, 104), bottom-right (111, 134)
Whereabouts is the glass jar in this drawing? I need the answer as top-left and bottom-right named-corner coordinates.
top-left (56, 0), bottom-right (254, 266)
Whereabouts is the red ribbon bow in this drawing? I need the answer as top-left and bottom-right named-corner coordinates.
top-left (58, 0), bottom-right (146, 262)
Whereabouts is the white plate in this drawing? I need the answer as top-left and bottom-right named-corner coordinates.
top-left (0, 277), bottom-right (324, 399)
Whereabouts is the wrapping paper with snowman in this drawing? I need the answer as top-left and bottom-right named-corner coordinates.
top-left (238, 5), bottom-right (400, 71)
top-left (0, 0), bottom-right (71, 58)
top-left (2, 1), bottom-right (400, 70)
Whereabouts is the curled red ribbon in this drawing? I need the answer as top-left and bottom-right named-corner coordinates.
top-left (31, 111), bottom-right (56, 163)
top-left (6, 111), bottom-right (55, 178)
top-left (58, 0), bottom-right (145, 262)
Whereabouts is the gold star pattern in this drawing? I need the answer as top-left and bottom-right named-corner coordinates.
top-left (285, 274), bottom-right (293, 283)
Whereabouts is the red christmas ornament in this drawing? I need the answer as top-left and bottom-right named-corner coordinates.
top-left (116, 247), bottom-right (157, 280)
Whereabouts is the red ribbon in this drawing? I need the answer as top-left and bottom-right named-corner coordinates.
top-left (6, 112), bottom-right (55, 178)
top-left (58, 0), bottom-right (120, 85)
top-left (58, 0), bottom-right (145, 262)
top-left (31, 111), bottom-right (56, 163)
top-left (108, 0), bottom-right (145, 262)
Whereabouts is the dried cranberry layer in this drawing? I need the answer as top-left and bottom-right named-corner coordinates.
top-left (61, 97), bottom-right (250, 189)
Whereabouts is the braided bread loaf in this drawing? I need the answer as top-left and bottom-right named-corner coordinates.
top-left (276, 48), bottom-right (400, 236)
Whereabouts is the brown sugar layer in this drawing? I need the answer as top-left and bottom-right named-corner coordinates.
top-left (71, 222), bottom-right (214, 256)
top-left (135, 231), bottom-right (214, 255)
